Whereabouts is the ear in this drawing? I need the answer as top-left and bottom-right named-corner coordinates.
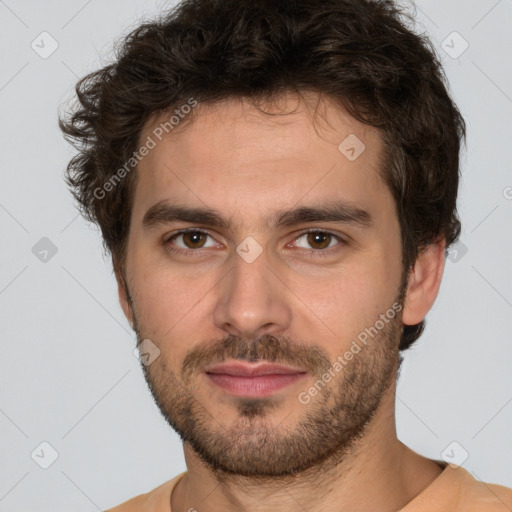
top-left (115, 267), bottom-right (135, 329)
top-left (401, 238), bottom-right (446, 326)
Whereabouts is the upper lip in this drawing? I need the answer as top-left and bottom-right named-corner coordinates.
top-left (204, 361), bottom-right (307, 377)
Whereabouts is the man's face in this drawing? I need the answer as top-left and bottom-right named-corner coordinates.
top-left (120, 93), bottom-right (406, 477)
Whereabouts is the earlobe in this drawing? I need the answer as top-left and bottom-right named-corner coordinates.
top-left (115, 268), bottom-right (135, 329)
top-left (401, 238), bottom-right (446, 326)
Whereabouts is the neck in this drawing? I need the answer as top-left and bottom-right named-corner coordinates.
top-left (171, 382), bottom-right (444, 512)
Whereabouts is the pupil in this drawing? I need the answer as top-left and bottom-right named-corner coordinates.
top-left (308, 232), bottom-right (330, 249)
top-left (185, 232), bottom-right (205, 248)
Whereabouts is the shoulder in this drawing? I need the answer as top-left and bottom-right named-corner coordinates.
top-left (403, 464), bottom-right (512, 511)
top-left (457, 468), bottom-right (512, 510)
top-left (104, 472), bottom-right (187, 512)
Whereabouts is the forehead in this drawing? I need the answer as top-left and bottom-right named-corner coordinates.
top-left (133, 92), bottom-right (390, 229)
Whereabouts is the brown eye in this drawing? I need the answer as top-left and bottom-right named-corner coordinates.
top-left (306, 232), bottom-right (332, 250)
top-left (166, 230), bottom-right (217, 252)
top-left (181, 231), bottom-right (207, 249)
top-left (292, 230), bottom-right (345, 255)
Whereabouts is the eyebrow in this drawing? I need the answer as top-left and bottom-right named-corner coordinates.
top-left (142, 200), bottom-right (374, 231)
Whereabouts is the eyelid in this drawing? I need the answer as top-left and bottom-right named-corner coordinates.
top-left (289, 228), bottom-right (346, 252)
top-left (164, 227), bottom-right (220, 248)
top-left (164, 227), bottom-right (346, 254)
top-left (293, 227), bottom-right (346, 241)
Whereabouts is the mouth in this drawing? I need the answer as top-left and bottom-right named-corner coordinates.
top-left (204, 361), bottom-right (308, 398)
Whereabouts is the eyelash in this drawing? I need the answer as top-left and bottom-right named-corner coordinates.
top-left (164, 228), bottom-right (346, 257)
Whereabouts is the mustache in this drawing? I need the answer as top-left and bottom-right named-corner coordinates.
top-left (181, 333), bottom-right (332, 381)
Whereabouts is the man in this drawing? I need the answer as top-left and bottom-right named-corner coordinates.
top-left (59, 0), bottom-right (512, 510)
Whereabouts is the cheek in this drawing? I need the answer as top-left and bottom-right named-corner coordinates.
top-left (315, 274), bottom-right (387, 340)
top-left (131, 275), bottom-right (193, 372)
top-left (132, 271), bottom-right (193, 329)
top-left (129, 256), bottom-right (220, 355)
top-left (290, 252), bottom-right (399, 342)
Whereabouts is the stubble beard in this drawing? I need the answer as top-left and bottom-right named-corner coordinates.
top-left (131, 298), bottom-right (403, 479)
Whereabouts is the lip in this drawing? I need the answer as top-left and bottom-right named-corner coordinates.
top-left (204, 361), bottom-right (307, 397)
top-left (205, 361), bottom-right (306, 376)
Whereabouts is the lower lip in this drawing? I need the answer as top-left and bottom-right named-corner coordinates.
top-left (206, 373), bottom-right (307, 397)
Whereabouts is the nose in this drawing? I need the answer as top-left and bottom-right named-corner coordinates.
top-left (213, 247), bottom-right (292, 340)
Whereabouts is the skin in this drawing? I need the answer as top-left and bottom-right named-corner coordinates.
top-left (115, 91), bottom-right (447, 511)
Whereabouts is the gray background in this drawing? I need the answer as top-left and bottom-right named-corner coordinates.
top-left (0, 0), bottom-right (511, 510)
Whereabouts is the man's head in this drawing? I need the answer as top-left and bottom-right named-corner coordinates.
top-left (59, 0), bottom-right (465, 478)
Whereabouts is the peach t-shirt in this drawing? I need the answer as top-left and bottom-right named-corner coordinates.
top-left (104, 464), bottom-right (512, 511)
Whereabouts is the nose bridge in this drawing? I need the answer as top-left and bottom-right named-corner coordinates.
top-left (213, 245), bottom-right (291, 337)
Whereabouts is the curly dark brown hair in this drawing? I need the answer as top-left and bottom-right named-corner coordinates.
top-left (59, 0), bottom-right (466, 351)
